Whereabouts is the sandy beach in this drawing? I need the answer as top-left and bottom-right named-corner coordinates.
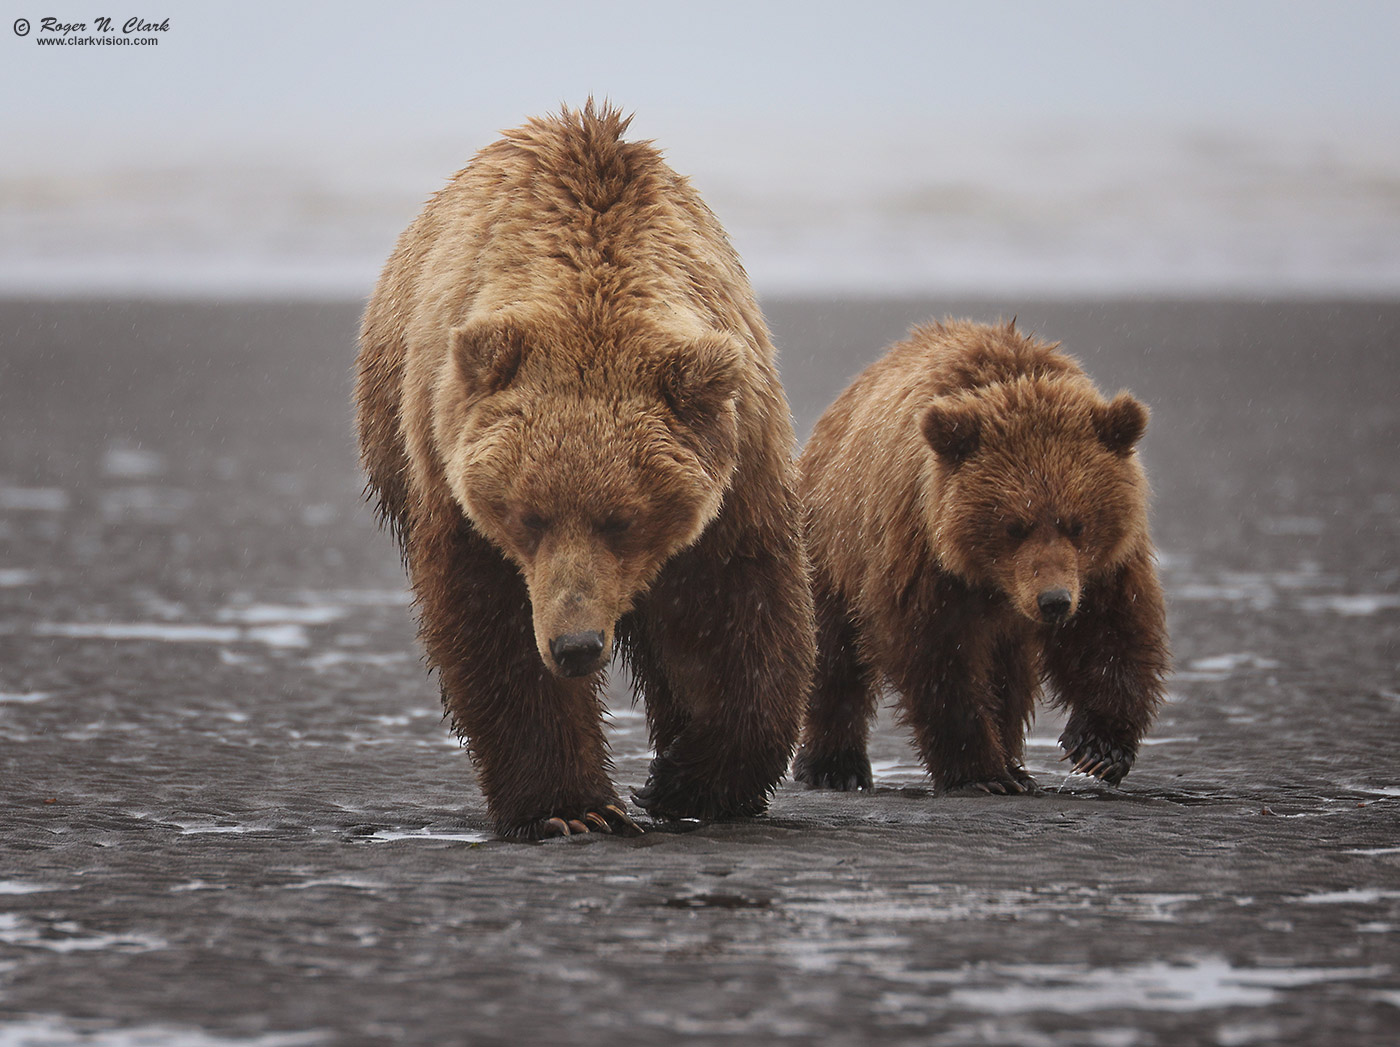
top-left (1, 296), bottom-right (1397, 1045)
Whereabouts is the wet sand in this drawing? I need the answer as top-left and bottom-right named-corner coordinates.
top-left (1, 297), bottom-right (1397, 1045)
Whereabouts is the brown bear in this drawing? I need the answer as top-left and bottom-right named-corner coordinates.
top-left (354, 102), bottom-right (815, 839)
top-left (792, 319), bottom-right (1169, 795)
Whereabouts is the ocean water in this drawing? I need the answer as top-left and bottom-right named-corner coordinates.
top-left (4, 120), bottom-right (1399, 299)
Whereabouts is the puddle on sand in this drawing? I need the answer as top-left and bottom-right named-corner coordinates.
top-left (304, 650), bottom-right (412, 671)
top-left (33, 621), bottom-right (309, 648)
top-left (102, 446), bottom-right (167, 479)
top-left (1024, 736), bottom-right (1197, 748)
top-left (1336, 783), bottom-right (1400, 799)
top-left (1167, 567), bottom-right (1339, 611)
top-left (0, 487), bottom-right (70, 512)
top-left (940, 956), bottom-right (1388, 1015)
top-left (1176, 653), bottom-right (1281, 682)
top-left (294, 587), bottom-right (412, 607)
top-left (99, 486), bottom-right (193, 521)
top-left (35, 622), bottom-right (242, 643)
top-left (0, 913), bottom-right (165, 954)
top-left (870, 757), bottom-right (925, 777)
top-left (357, 828), bottom-right (492, 845)
top-left (169, 822), bottom-right (264, 836)
top-left (281, 877), bottom-right (388, 891)
top-left (0, 1017), bottom-right (326, 1047)
top-left (170, 880), bottom-right (236, 893)
top-left (215, 604), bottom-right (348, 626)
top-left (1294, 888), bottom-right (1400, 905)
top-left (0, 880), bottom-right (61, 895)
top-left (785, 885), bottom-right (1202, 927)
top-left (1298, 594), bottom-right (1400, 616)
top-left (32, 600), bottom-right (368, 653)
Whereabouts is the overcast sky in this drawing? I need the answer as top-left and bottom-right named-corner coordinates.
top-left (5, 1), bottom-right (1399, 296)
top-left (6, 0), bottom-right (1399, 160)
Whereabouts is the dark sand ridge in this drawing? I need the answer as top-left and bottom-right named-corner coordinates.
top-left (0, 298), bottom-right (1396, 1045)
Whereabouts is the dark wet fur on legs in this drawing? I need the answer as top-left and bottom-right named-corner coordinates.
top-left (622, 525), bottom-right (814, 823)
top-left (403, 482), bottom-right (813, 837)
top-left (1045, 551), bottom-right (1168, 786)
top-left (792, 579), bottom-right (877, 792)
top-left (792, 747), bottom-right (872, 792)
top-left (411, 509), bottom-right (627, 838)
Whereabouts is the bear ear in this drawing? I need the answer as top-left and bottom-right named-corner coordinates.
top-left (921, 398), bottom-right (981, 465)
top-left (658, 332), bottom-right (743, 423)
top-left (450, 318), bottom-right (530, 395)
top-left (1093, 392), bottom-right (1149, 456)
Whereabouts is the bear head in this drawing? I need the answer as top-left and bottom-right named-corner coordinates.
top-left (432, 312), bottom-right (743, 677)
top-left (920, 376), bottom-right (1150, 625)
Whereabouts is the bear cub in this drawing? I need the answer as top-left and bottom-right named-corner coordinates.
top-left (793, 320), bottom-right (1169, 795)
top-left (356, 103), bottom-right (815, 838)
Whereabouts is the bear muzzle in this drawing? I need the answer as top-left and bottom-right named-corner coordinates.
top-left (547, 629), bottom-right (608, 677)
top-left (1036, 587), bottom-right (1075, 624)
top-left (524, 533), bottom-right (631, 678)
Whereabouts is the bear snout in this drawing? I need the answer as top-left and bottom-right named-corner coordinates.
top-left (548, 629), bottom-right (607, 677)
top-left (1036, 587), bottom-right (1075, 624)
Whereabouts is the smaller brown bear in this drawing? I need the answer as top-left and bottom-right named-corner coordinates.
top-left (793, 320), bottom-right (1169, 795)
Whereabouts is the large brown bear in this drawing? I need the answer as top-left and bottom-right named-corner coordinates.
top-left (355, 103), bottom-right (815, 839)
top-left (793, 320), bottom-right (1169, 794)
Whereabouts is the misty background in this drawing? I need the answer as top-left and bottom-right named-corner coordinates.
top-left (3, 0), bottom-right (1399, 298)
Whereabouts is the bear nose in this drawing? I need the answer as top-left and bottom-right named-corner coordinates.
top-left (1037, 588), bottom-right (1073, 623)
top-left (548, 630), bottom-right (606, 676)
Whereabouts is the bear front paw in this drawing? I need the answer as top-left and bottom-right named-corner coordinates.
top-left (792, 746), bottom-right (873, 791)
top-left (631, 749), bottom-right (773, 822)
top-left (1059, 730), bottom-right (1136, 786)
top-left (501, 803), bottom-right (644, 840)
top-left (944, 767), bottom-right (1040, 796)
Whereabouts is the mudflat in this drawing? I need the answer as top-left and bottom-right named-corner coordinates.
top-left (1, 297), bottom-right (1396, 1045)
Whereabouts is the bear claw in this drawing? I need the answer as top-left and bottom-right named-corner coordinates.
top-left (1008, 765), bottom-right (1043, 794)
top-left (955, 770), bottom-right (1038, 796)
top-left (512, 803), bottom-right (644, 840)
top-left (1059, 731), bottom-right (1136, 786)
top-left (600, 804), bottom-right (644, 835)
top-left (541, 817), bottom-right (571, 838)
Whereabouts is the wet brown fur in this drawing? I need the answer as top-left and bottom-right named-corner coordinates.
top-left (793, 320), bottom-right (1169, 793)
top-left (354, 102), bottom-right (814, 838)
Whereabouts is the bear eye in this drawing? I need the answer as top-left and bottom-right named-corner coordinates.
top-left (1062, 518), bottom-right (1085, 540)
top-left (520, 512), bottom-right (550, 533)
top-left (599, 516), bottom-right (632, 536)
top-left (1006, 520), bottom-right (1032, 542)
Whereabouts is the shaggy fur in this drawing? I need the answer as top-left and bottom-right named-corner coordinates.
top-left (793, 320), bottom-right (1169, 794)
top-left (355, 102), bottom-right (814, 839)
